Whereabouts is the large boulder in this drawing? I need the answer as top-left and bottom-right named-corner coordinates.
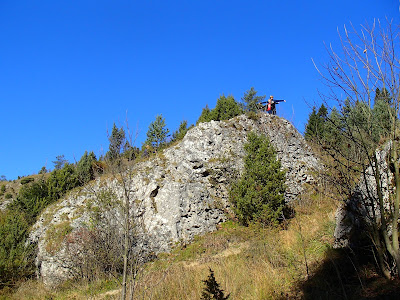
top-left (29, 114), bottom-right (320, 286)
top-left (334, 142), bottom-right (393, 248)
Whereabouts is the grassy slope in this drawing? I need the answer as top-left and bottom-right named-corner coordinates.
top-left (4, 180), bottom-right (400, 299)
top-left (4, 184), bottom-right (339, 299)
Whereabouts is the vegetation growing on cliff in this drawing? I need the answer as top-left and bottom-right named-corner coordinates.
top-left (230, 132), bottom-right (286, 226)
top-left (307, 19), bottom-right (400, 279)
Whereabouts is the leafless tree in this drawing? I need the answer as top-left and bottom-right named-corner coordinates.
top-left (66, 118), bottom-right (153, 299)
top-left (313, 19), bottom-right (400, 278)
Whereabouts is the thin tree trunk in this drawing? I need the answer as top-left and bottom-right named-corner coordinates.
top-left (121, 194), bottom-right (130, 300)
top-left (391, 138), bottom-right (400, 275)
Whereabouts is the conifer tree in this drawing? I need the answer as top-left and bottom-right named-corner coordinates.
top-left (107, 123), bottom-right (126, 161)
top-left (201, 268), bottom-right (230, 300)
top-left (197, 105), bottom-right (212, 124)
top-left (230, 132), bottom-right (286, 226)
top-left (76, 151), bottom-right (97, 184)
top-left (145, 114), bottom-right (169, 148)
top-left (304, 106), bottom-right (319, 141)
top-left (209, 95), bottom-right (243, 121)
top-left (241, 87), bottom-right (266, 112)
top-left (171, 120), bottom-right (190, 142)
top-left (52, 155), bottom-right (68, 170)
top-left (372, 88), bottom-right (395, 141)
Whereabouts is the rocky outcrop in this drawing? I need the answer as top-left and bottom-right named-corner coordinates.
top-left (334, 142), bottom-right (393, 248)
top-left (28, 114), bottom-right (320, 286)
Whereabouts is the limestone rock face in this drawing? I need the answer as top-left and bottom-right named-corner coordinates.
top-left (334, 142), bottom-right (393, 248)
top-left (28, 114), bottom-right (320, 286)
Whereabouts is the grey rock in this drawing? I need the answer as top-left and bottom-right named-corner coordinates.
top-left (334, 142), bottom-right (393, 248)
top-left (28, 113), bottom-right (320, 286)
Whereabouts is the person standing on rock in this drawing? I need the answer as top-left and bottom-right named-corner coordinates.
top-left (266, 95), bottom-right (285, 115)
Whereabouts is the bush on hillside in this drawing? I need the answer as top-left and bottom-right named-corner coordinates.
top-left (20, 177), bottom-right (34, 185)
top-left (197, 95), bottom-right (243, 124)
top-left (0, 211), bottom-right (35, 288)
top-left (230, 132), bottom-right (286, 226)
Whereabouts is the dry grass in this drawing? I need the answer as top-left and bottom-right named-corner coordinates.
top-left (2, 183), bottom-right (339, 300)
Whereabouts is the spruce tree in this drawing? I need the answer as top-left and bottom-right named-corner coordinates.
top-left (52, 155), bottom-right (68, 170)
top-left (230, 132), bottom-right (286, 226)
top-left (107, 123), bottom-right (126, 161)
top-left (304, 106), bottom-right (319, 141)
top-left (76, 151), bottom-right (97, 184)
top-left (372, 88), bottom-right (395, 141)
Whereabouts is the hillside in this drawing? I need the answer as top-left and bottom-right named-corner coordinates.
top-left (3, 113), bottom-right (400, 299)
top-left (27, 113), bottom-right (319, 287)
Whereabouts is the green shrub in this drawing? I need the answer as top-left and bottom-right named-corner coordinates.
top-left (45, 221), bottom-right (73, 255)
top-left (11, 179), bottom-right (49, 224)
top-left (1, 185), bottom-right (5, 193)
top-left (20, 177), bottom-right (34, 185)
top-left (76, 151), bottom-right (97, 184)
top-left (4, 193), bottom-right (12, 199)
top-left (197, 95), bottom-right (243, 124)
top-left (0, 211), bottom-right (35, 288)
top-left (47, 163), bottom-right (79, 200)
top-left (230, 132), bottom-right (286, 226)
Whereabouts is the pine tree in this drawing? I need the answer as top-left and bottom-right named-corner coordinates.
top-left (171, 120), bottom-right (190, 142)
top-left (305, 104), bottom-right (329, 142)
top-left (197, 105), bottom-right (212, 124)
top-left (230, 132), bottom-right (286, 226)
top-left (197, 95), bottom-right (243, 124)
top-left (52, 155), bottom-right (68, 170)
top-left (107, 123), bottom-right (126, 161)
top-left (145, 114), bottom-right (169, 148)
top-left (201, 268), bottom-right (230, 300)
top-left (241, 87), bottom-right (266, 112)
top-left (209, 95), bottom-right (243, 121)
top-left (324, 107), bottom-right (343, 146)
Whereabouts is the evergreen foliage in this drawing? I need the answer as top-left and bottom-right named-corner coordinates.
top-left (145, 114), bottom-right (170, 148)
top-left (0, 211), bottom-right (35, 288)
top-left (201, 268), bottom-right (230, 300)
top-left (0, 149), bottom-right (99, 288)
top-left (304, 88), bottom-right (396, 151)
top-left (241, 87), bottom-right (266, 112)
top-left (11, 178), bottom-right (49, 224)
top-left (107, 123), bottom-right (126, 161)
top-left (171, 120), bottom-right (191, 142)
top-left (304, 104), bottom-right (328, 141)
top-left (372, 88), bottom-right (395, 141)
top-left (76, 151), bottom-right (97, 184)
top-left (38, 166), bottom-right (48, 174)
top-left (197, 105), bottom-right (212, 124)
top-left (47, 163), bottom-right (80, 201)
top-left (230, 132), bottom-right (286, 226)
top-left (197, 95), bottom-right (243, 124)
top-left (52, 155), bottom-right (68, 170)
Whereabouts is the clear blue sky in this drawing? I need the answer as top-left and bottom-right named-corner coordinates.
top-left (0, 1), bottom-right (399, 180)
